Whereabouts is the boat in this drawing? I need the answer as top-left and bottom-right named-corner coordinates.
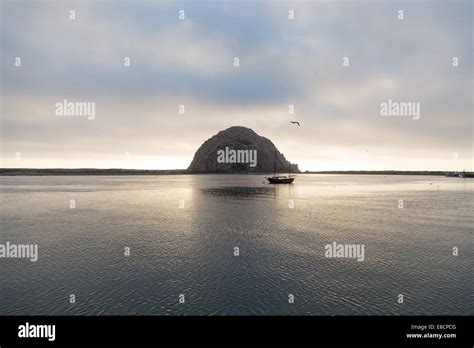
top-left (267, 176), bottom-right (295, 184)
top-left (266, 150), bottom-right (295, 184)
top-left (444, 171), bottom-right (460, 177)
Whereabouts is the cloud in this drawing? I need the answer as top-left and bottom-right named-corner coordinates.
top-left (0, 0), bottom-right (472, 171)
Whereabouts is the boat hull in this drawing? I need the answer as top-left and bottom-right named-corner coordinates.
top-left (267, 177), bottom-right (295, 184)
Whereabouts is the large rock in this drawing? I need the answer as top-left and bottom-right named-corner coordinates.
top-left (187, 126), bottom-right (300, 173)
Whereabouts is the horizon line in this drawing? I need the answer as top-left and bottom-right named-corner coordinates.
top-left (1, 168), bottom-right (472, 174)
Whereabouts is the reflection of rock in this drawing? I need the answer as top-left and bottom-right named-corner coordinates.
top-left (187, 126), bottom-right (300, 173)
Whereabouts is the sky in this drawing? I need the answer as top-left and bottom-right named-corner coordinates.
top-left (0, 0), bottom-right (472, 171)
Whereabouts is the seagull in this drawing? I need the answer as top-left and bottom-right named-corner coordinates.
top-left (290, 121), bottom-right (300, 126)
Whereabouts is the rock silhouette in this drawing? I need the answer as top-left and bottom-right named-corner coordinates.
top-left (187, 126), bottom-right (299, 173)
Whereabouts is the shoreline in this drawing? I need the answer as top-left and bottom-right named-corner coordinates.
top-left (0, 168), bottom-right (472, 177)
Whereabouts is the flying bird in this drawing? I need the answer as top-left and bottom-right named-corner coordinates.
top-left (290, 121), bottom-right (300, 126)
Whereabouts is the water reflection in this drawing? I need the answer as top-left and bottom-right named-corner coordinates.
top-left (201, 186), bottom-right (275, 199)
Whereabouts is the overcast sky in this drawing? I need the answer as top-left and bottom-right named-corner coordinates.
top-left (1, 0), bottom-right (472, 171)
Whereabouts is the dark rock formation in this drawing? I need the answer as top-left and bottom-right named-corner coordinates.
top-left (187, 126), bottom-right (300, 173)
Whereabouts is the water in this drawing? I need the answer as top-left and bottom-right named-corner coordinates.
top-left (0, 175), bottom-right (472, 315)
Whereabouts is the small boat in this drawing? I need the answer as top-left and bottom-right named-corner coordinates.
top-left (267, 176), bottom-right (295, 184)
top-left (444, 171), bottom-right (460, 177)
top-left (266, 150), bottom-right (295, 184)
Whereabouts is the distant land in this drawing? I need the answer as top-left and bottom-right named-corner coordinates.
top-left (0, 168), bottom-right (473, 177)
top-left (305, 170), bottom-right (474, 177)
top-left (0, 168), bottom-right (188, 176)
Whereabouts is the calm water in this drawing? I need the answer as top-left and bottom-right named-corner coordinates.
top-left (0, 174), bottom-right (472, 315)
